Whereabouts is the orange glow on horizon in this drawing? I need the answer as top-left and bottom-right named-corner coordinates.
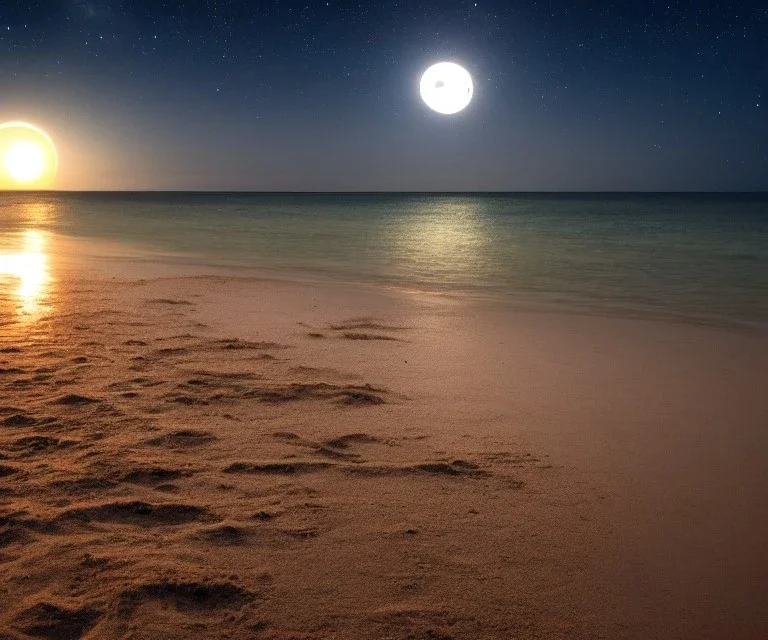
top-left (0, 121), bottom-right (58, 190)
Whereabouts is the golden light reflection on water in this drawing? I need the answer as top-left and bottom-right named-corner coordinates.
top-left (19, 201), bottom-right (57, 227)
top-left (392, 199), bottom-right (492, 286)
top-left (0, 229), bottom-right (51, 319)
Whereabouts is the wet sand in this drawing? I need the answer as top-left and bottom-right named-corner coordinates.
top-left (1, 269), bottom-right (766, 639)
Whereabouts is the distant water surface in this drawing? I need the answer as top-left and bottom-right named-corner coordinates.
top-left (1, 192), bottom-right (767, 326)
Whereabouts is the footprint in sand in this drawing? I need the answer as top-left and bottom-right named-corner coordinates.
top-left (144, 430), bottom-right (218, 448)
top-left (52, 394), bottom-right (100, 406)
top-left (244, 382), bottom-right (386, 406)
top-left (214, 338), bottom-right (287, 351)
top-left (13, 602), bottom-right (102, 639)
top-left (343, 461), bottom-right (488, 478)
top-left (194, 524), bottom-right (248, 545)
top-left (325, 433), bottom-right (382, 449)
top-left (166, 394), bottom-right (210, 406)
top-left (107, 377), bottom-right (164, 392)
top-left (2, 413), bottom-right (36, 427)
top-left (122, 468), bottom-right (193, 486)
top-left (10, 436), bottom-right (68, 455)
top-left (327, 318), bottom-right (408, 343)
top-left (341, 332), bottom-right (401, 341)
top-left (150, 347), bottom-right (189, 358)
top-left (330, 319), bottom-right (407, 332)
top-left (118, 580), bottom-right (253, 613)
top-left (223, 461), bottom-right (333, 475)
top-left (272, 431), bottom-right (362, 461)
top-left (154, 483), bottom-right (181, 493)
top-left (59, 501), bottom-right (219, 527)
top-left (0, 525), bottom-right (32, 549)
top-left (414, 461), bottom-right (482, 476)
top-left (338, 390), bottom-right (385, 405)
top-left (0, 464), bottom-right (21, 477)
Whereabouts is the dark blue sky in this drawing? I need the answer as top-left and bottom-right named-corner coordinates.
top-left (1, 1), bottom-right (765, 190)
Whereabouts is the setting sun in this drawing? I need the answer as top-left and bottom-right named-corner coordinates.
top-left (5, 141), bottom-right (46, 183)
top-left (0, 121), bottom-right (58, 189)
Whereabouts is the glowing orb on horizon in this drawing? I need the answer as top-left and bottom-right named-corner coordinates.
top-left (5, 141), bottom-right (46, 183)
top-left (419, 62), bottom-right (473, 115)
top-left (0, 122), bottom-right (58, 189)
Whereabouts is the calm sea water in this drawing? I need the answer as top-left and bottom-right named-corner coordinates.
top-left (1, 192), bottom-right (767, 326)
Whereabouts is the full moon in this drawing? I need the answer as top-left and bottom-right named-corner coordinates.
top-left (419, 62), bottom-right (473, 115)
top-left (0, 122), bottom-right (58, 189)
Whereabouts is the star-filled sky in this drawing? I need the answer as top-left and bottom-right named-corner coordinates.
top-left (1, 1), bottom-right (766, 191)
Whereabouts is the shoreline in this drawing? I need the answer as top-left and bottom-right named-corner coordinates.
top-left (33, 230), bottom-right (767, 332)
top-left (2, 224), bottom-right (766, 330)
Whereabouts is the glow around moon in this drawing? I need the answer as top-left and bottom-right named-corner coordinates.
top-left (419, 62), bottom-right (473, 115)
top-left (0, 122), bottom-right (58, 189)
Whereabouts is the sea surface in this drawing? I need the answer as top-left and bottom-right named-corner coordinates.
top-left (1, 192), bottom-right (767, 326)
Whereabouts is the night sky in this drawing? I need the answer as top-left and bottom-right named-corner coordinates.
top-left (1, 1), bottom-right (766, 191)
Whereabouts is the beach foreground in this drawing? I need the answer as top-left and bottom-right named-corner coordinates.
top-left (1, 272), bottom-right (766, 639)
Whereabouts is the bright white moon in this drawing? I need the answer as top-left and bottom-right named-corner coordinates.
top-left (420, 62), bottom-right (473, 115)
top-left (5, 141), bottom-right (46, 183)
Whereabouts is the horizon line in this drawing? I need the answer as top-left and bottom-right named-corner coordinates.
top-left (2, 190), bottom-right (768, 195)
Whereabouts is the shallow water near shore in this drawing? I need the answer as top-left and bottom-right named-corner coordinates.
top-left (1, 191), bottom-right (767, 326)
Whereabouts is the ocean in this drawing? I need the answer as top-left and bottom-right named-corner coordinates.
top-left (1, 192), bottom-right (767, 326)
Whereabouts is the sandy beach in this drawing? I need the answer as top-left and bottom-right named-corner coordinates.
top-left (1, 265), bottom-right (767, 639)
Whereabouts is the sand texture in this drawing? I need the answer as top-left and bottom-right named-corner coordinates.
top-left (1, 274), bottom-right (766, 639)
